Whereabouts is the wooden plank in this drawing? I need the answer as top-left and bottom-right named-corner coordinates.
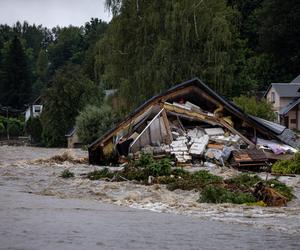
top-left (218, 118), bottom-right (256, 147)
top-left (161, 109), bottom-right (173, 144)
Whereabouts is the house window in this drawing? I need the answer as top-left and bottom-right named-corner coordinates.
top-left (34, 106), bottom-right (41, 113)
top-left (291, 119), bottom-right (297, 124)
top-left (271, 92), bottom-right (275, 103)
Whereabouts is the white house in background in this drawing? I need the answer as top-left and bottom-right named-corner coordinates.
top-left (25, 96), bottom-right (43, 122)
top-left (264, 75), bottom-right (300, 130)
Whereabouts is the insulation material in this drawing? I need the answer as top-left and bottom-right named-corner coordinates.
top-left (173, 102), bottom-right (191, 111)
top-left (184, 101), bottom-right (202, 112)
top-left (189, 135), bottom-right (209, 155)
top-left (210, 134), bottom-right (240, 145)
top-left (187, 128), bottom-right (205, 140)
top-left (205, 148), bottom-right (223, 161)
top-left (170, 137), bottom-right (189, 162)
top-left (204, 128), bottom-right (225, 136)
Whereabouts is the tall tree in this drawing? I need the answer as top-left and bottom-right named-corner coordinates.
top-left (48, 26), bottom-right (85, 74)
top-left (101, 0), bottom-right (239, 111)
top-left (0, 36), bottom-right (31, 108)
top-left (258, 0), bottom-right (300, 81)
top-left (41, 63), bottom-right (103, 147)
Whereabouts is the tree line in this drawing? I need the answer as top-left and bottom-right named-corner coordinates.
top-left (0, 0), bottom-right (299, 146)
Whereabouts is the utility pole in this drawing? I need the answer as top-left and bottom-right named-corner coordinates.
top-left (6, 106), bottom-right (9, 140)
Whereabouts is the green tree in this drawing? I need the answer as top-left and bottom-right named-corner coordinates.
top-left (0, 36), bottom-right (32, 108)
top-left (76, 104), bottom-right (115, 144)
top-left (48, 26), bottom-right (85, 74)
top-left (257, 0), bottom-right (300, 81)
top-left (233, 95), bottom-right (276, 121)
top-left (25, 117), bottom-right (43, 144)
top-left (32, 49), bottom-right (49, 97)
top-left (41, 63), bottom-right (103, 147)
top-left (101, 0), bottom-right (243, 111)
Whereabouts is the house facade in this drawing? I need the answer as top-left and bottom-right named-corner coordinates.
top-left (25, 96), bottom-right (43, 122)
top-left (265, 75), bottom-right (300, 130)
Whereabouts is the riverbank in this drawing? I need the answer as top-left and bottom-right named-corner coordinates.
top-left (1, 146), bottom-right (300, 236)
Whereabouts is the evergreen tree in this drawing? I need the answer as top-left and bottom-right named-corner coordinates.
top-left (258, 0), bottom-right (300, 81)
top-left (0, 36), bottom-right (31, 108)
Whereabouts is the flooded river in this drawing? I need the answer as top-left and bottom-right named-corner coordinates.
top-left (1, 146), bottom-right (300, 249)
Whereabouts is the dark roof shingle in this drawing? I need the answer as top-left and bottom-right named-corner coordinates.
top-left (291, 74), bottom-right (300, 83)
top-left (271, 83), bottom-right (300, 97)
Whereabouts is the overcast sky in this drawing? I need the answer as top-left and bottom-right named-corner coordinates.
top-left (0, 0), bottom-right (112, 28)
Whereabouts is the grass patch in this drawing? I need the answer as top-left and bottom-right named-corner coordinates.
top-left (167, 170), bottom-right (223, 191)
top-left (272, 151), bottom-right (300, 174)
top-left (225, 174), bottom-right (261, 191)
top-left (199, 185), bottom-right (256, 204)
top-left (60, 169), bottom-right (74, 178)
top-left (84, 155), bottom-right (294, 206)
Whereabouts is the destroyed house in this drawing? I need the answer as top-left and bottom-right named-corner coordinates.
top-left (89, 78), bottom-right (300, 166)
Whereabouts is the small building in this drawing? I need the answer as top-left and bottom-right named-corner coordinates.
top-left (264, 75), bottom-right (300, 129)
top-left (65, 127), bottom-right (82, 148)
top-left (25, 96), bottom-right (43, 122)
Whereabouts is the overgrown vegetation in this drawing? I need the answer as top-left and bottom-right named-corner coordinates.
top-left (0, 115), bottom-right (24, 138)
top-left (25, 117), bottom-right (43, 144)
top-left (199, 185), bottom-right (256, 204)
top-left (60, 169), bottom-right (74, 178)
top-left (233, 95), bottom-right (276, 121)
top-left (76, 104), bottom-right (115, 145)
top-left (85, 154), bottom-right (294, 206)
top-left (272, 152), bottom-right (300, 175)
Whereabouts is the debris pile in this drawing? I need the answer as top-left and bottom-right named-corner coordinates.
top-left (89, 78), bottom-right (299, 171)
top-left (32, 151), bottom-right (88, 165)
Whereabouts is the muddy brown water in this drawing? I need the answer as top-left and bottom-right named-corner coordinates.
top-left (1, 145), bottom-right (300, 249)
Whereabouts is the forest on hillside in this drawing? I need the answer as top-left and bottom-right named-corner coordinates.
top-left (0, 0), bottom-right (299, 146)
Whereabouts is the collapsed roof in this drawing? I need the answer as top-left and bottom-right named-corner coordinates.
top-left (89, 78), bottom-right (300, 165)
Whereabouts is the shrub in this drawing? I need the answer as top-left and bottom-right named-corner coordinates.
top-left (0, 117), bottom-right (24, 137)
top-left (0, 121), bottom-right (5, 137)
top-left (226, 174), bottom-right (261, 190)
top-left (136, 153), bottom-right (154, 167)
top-left (87, 168), bottom-right (114, 180)
top-left (135, 154), bottom-right (172, 177)
top-left (233, 95), bottom-right (276, 121)
top-left (167, 170), bottom-right (223, 191)
top-left (60, 169), bottom-right (74, 178)
top-left (272, 151), bottom-right (300, 174)
top-left (199, 185), bottom-right (256, 204)
top-left (76, 104), bottom-right (116, 145)
top-left (25, 117), bottom-right (43, 143)
top-left (144, 158), bottom-right (172, 177)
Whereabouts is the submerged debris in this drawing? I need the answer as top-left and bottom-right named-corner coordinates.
top-left (31, 151), bottom-right (88, 165)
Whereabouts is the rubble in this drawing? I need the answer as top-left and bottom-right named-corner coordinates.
top-left (89, 78), bottom-right (299, 172)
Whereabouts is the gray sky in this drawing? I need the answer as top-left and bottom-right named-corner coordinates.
top-left (0, 0), bottom-right (112, 28)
